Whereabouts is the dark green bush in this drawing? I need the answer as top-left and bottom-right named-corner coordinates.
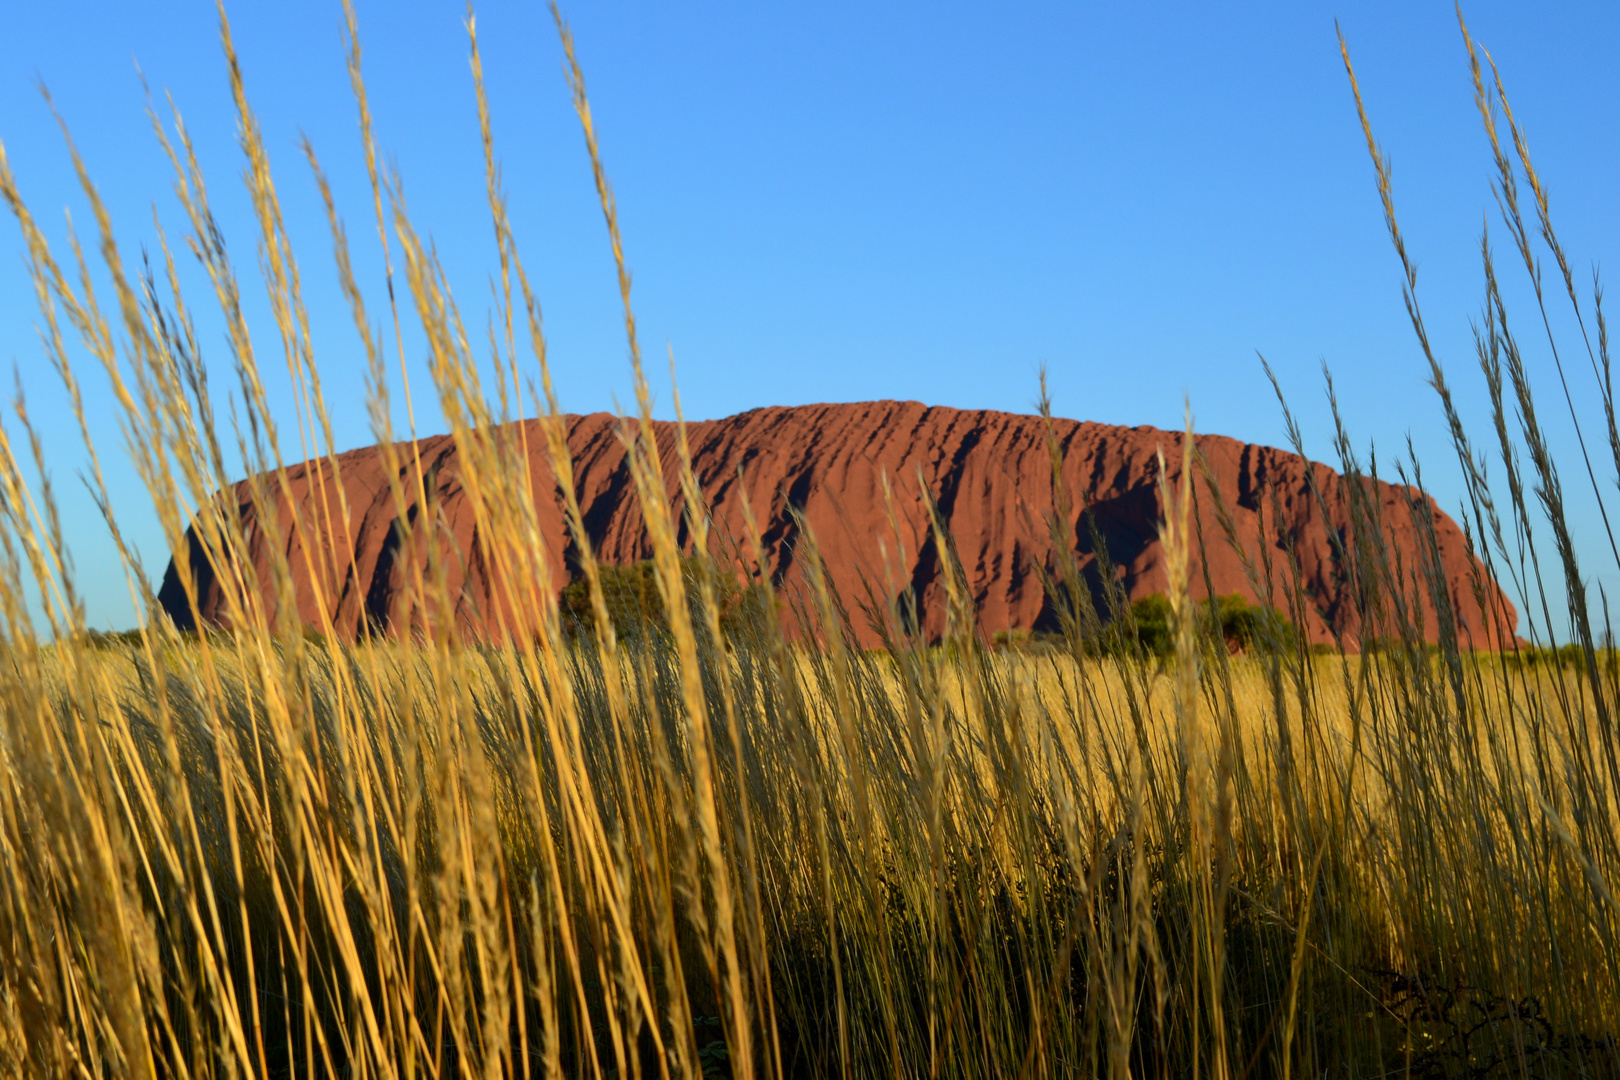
top-left (558, 556), bottom-right (771, 640)
top-left (1122, 592), bottom-right (1296, 658)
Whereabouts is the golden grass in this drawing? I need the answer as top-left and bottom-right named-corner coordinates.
top-left (5, 633), bottom-right (1617, 1078)
top-left (0, 4), bottom-right (1618, 1078)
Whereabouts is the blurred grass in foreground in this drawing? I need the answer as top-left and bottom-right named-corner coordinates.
top-left (0, 4), bottom-right (1618, 1078)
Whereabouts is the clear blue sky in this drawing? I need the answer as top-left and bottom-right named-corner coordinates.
top-left (3, 1), bottom-right (1618, 636)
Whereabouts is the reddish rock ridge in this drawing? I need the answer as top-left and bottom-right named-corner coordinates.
top-left (158, 401), bottom-right (1516, 648)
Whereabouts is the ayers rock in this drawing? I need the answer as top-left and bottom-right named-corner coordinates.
top-left (158, 401), bottom-right (1515, 649)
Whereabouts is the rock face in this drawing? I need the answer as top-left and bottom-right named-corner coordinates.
top-left (158, 401), bottom-right (1516, 649)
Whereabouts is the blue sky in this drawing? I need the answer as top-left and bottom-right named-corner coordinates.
top-left (3, 1), bottom-right (1618, 636)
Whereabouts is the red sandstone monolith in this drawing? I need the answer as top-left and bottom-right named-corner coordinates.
top-left (157, 401), bottom-right (1516, 649)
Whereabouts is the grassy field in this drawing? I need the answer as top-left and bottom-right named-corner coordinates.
top-left (2, 4), bottom-right (1619, 1078)
top-left (5, 614), bottom-right (1620, 1078)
